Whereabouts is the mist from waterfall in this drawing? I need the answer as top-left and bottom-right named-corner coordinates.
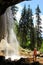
top-left (0, 6), bottom-right (20, 58)
top-left (0, 6), bottom-right (30, 60)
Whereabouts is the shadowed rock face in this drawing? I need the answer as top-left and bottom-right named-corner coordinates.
top-left (0, 0), bottom-right (30, 15)
top-left (0, 56), bottom-right (41, 65)
top-left (0, 0), bottom-right (23, 15)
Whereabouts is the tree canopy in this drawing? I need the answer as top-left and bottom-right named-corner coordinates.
top-left (14, 5), bottom-right (42, 50)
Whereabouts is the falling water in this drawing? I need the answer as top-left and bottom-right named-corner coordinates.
top-left (0, 6), bottom-right (20, 59)
top-left (6, 7), bottom-right (19, 55)
top-left (0, 6), bottom-right (29, 60)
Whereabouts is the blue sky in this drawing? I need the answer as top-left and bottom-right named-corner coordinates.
top-left (16, 0), bottom-right (43, 15)
top-left (15, 0), bottom-right (43, 22)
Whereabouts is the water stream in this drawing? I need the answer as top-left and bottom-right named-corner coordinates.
top-left (0, 7), bottom-right (20, 60)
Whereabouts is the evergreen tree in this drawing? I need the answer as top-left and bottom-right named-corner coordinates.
top-left (11, 5), bottom-right (18, 20)
top-left (27, 6), bottom-right (35, 50)
top-left (35, 5), bottom-right (42, 50)
top-left (19, 5), bottom-right (27, 48)
top-left (19, 5), bottom-right (35, 50)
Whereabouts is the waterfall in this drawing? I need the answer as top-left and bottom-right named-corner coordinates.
top-left (0, 6), bottom-right (20, 58)
top-left (0, 6), bottom-right (28, 60)
top-left (6, 7), bottom-right (19, 55)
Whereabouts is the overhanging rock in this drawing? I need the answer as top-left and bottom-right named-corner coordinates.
top-left (0, 0), bottom-right (31, 15)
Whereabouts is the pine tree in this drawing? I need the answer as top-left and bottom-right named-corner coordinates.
top-left (27, 6), bottom-right (35, 50)
top-left (19, 5), bottom-right (35, 50)
top-left (11, 5), bottom-right (18, 20)
top-left (19, 5), bottom-right (27, 48)
top-left (35, 5), bottom-right (42, 50)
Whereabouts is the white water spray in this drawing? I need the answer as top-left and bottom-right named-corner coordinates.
top-left (6, 7), bottom-right (19, 55)
top-left (0, 7), bottom-right (20, 60)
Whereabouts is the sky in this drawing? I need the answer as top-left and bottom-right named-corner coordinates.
top-left (16, 0), bottom-right (43, 14)
top-left (15, 0), bottom-right (43, 36)
top-left (15, 0), bottom-right (43, 21)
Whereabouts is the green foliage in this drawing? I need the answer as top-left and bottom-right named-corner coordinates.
top-left (35, 5), bottom-right (42, 50)
top-left (13, 5), bottom-right (42, 51)
top-left (17, 5), bottom-right (35, 50)
top-left (11, 5), bottom-right (18, 20)
top-left (18, 5), bottom-right (27, 48)
top-left (40, 41), bottom-right (43, 52)
top-left (27, 6), bottom-right (35, 50)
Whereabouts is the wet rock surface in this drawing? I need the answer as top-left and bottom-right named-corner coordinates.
top-left (0, 56), bottom-right (41, 65)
